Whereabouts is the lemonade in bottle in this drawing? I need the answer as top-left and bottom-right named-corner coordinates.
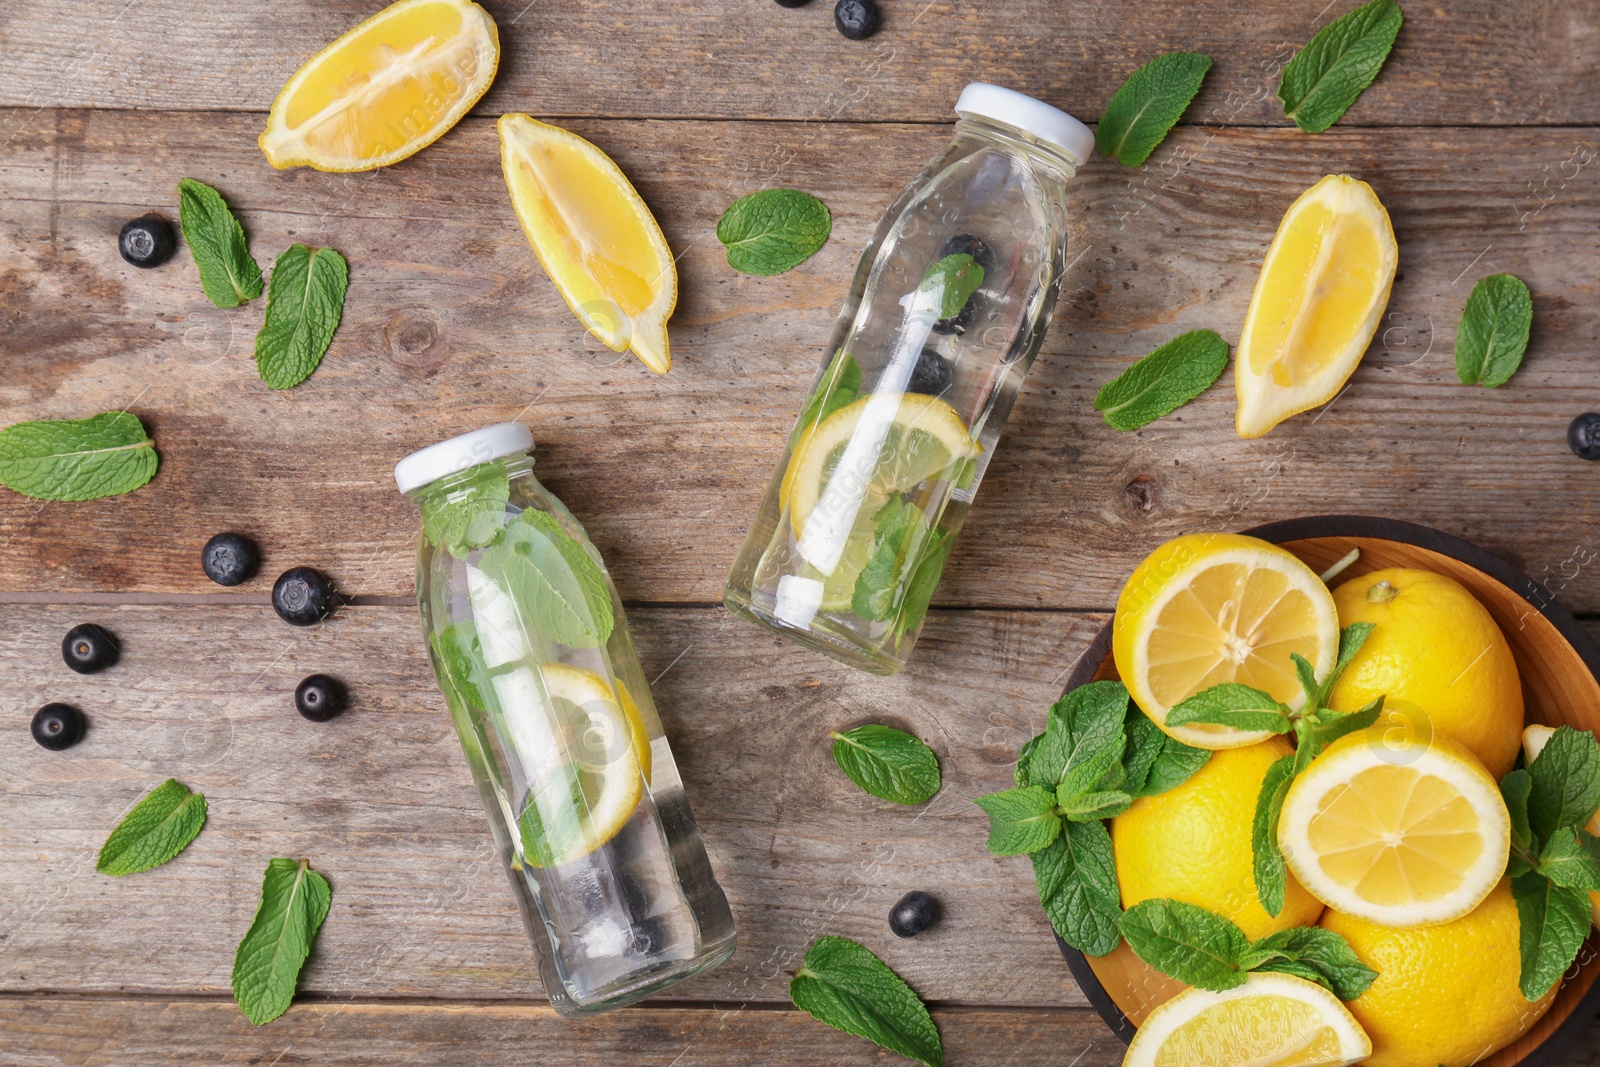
top-left (724, 84), bottom-right (1091, 674)
top-left (396, 423), bottom-right (735, 1015)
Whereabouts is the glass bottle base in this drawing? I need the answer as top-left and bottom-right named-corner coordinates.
top-left (723, 586), bottom-right (907, 676)
top-left (545, 929), bottom-right (738, 1017)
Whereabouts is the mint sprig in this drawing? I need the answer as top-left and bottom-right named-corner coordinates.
top-left (790, 935), bottom-right (943, 1067)
top-left (1094, 329), bottom-right (1230, 431)
top-left (255, 243), bottom-right (349, 390)
top-left (178, 177), bottom-right (263, 308)
top-left (717, 188), bottom-right (831, 276)
top-left (1455, 273), bottom-right (1533, 388)
top-left (95, 778), bottom-right (208, 876)
top-left (1277, 0), bottom-right (1404, 133)
top-left (0, 411), bottom-right (159, 502)
top-left (475, 507), bottom-right (615, 649)
top-left (831, 725), bottom-right (941, 805)
top-left (1096, 52), bottom-right (1213, 167)
top-left (232, 858), bottom-right (332, 1026)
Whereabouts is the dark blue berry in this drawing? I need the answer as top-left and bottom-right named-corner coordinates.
top-left (834, 0), bottom-right (881, 39)
top-left (1569, 413), bottom-right (1600, 460)
top-left (273, 567), bottom-right (336, 626)
top-left (889, 890), bottom-right (940, 937)
top-left (31, 703), bottom-right (86, 750)
top-left (202, 533), bottom-right (260, 586)
top-left (118, 214), bottom-right (176, 268)
top-left (931, 234), bottom-right (995, 336)
top-left (295, 674), bottom-right (347, 721)
top-left (62, 623), bottom-right (119, 674)
top-left (627, 917), bottom-right (669, 955)
top-left (774, 0), bottom-right (811, 6)
top-left (907, 348), bottom-right (954, 398)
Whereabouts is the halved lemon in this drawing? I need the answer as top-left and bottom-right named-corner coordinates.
top-left (1235, 174), bottom-right (1398, 438)
top-left (1525, 724), bottom-right (1600, 925)
top-left (1123, 972), bottom-right (1370, 1067)
top-left (1278, 724), bottom-right (1511, 927)
top-left (1112, 532), bottom-right (1340, 750)
top-left (499, 114), bottom-right (676, 374)
top-left (259, 0), bottom-right (499, 172)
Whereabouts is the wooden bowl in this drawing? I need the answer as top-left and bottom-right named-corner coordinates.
top-left (1055, 515), bottom-right (1600, 1066)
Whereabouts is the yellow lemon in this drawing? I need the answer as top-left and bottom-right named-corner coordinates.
top-left (1328, 567), bottom-right (1523, 778)
top-left (1123, 972), bottom-right (1370, 1067)
top-left (1321, 879), bottom-right (1557, 1067)
top-left (1112, 737), bottom-right (1325, 941)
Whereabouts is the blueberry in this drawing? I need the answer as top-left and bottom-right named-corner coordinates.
top-left (1569, 413), bottom-right (1600, 460)
top-left (937, 233), bottom-right (997, 276)
top-left (834, 0), bottom-right (881, 39)
top-left (774, 0), bottom-right (812, 5)
top-left (907, 347), bottom-right (954, 398)
top-left (295, 674), bottom-right (348, 721)
top-left (31, 703), bottom-right (86, 751)
top-left (273, 567), bottom-right (336, 626)
top-left (118, 214), bottom-right (176, 268)
top-left (627, 917), bottom-right (669, 955)
top-left (62, 623), bottom-right (119, 674)
top-left (202, 532), bottom-right (260, 587)
top-left (888, 890), bottom-right (940, 938)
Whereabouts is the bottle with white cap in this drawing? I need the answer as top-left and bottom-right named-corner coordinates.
top-left (394, 424), bottom-right (736, 1015)
top-left (725, 83), bottom-right (1093, 674)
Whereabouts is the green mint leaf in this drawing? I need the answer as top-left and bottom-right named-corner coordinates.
top-left (1537, 826), bottom-right (1600, 891)
top-left (1502, 768), bottom-right (1534, 855)
top-left (1056, 741), bottom-right (1127, 806)
top-left (717, 188), bottom-right (831, 276)
top-left (1290, 653), bottom-right (1322, 710)
top-left (255, 244), bottom-right (349, 390)
top-left (1119, 899), bottom-right (1250, 992)
top-left (1096, 52), bottom-right (1213, 167)
top-left (790, 935), bottom-right (943, 1067)
top-left (1058, 789), bottom-right (1134, 823)
top-left (0, 411), bottom-right (158, 502)
top-left (232, 858), bottom-right (332, 1026)
top-left (1249, 926), bottom-right (1378, 1000)
top-left (95, 778), bottom-right (207, 876)
top-left (1528, 725), bottom-right (1600, 843)
top-left (894, 526), bottom-right (954, 640)
top-left (1513, 869), bottom-right (1591, 1001)
top-left (1166, 683), bottom-right (1291, 734)
top-left (791, 350), bottom-right (861, 450)
top-left (974, 786), bottom-right (1062, 855)
top-left (1455, 273), bottom-right (1533, 388)
top-left (517, 763), bottom-right (589, 868)
top-left (1253, 958), bottom-right (1326, 986)
top-left (1307, 697), bottom-right (1384, 755)
top-left (853, 495), bottom-right (928, 622)
top-left (1094, 329), bottom-right (1229, 431)
top-left (475, 507), bottom-right (615, 649)
top-left (1029, 681), bottom-right (1131, 788)
top-left (1324, 622), bottom-right (1376, 700)
top-left (177, 177), bottom-right (263, 308)
top-left (1120, 712), bottom-right (1167, 797)
top-left (916, 254), bottom-right (985, 321)
top-left (429, 621), bottom-right (491, 713)
top-left (1252, 753), bottom-right (1298, 918)
top-left (831, 725), bottom-right (941, 805)
top-left (1014, 731), bottom-right (1044, 787)
top-left (1277, 0), bottom-right (1404, 133)
top-left (420, 460), bottom-right (511, 558)
top-left (1140, 731), bottom-right (1212, 796)
top-left (1033, 818), bottom-right (1123, 957)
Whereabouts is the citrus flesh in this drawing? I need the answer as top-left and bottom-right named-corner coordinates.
top-left (1234, 174), bottom-right (1398, 438)
top-left (260, 0), bottom-right (499, 171)
top-left (499, 114), bottom-right (676, 373)
top-left (1122, 972), bottom-right (1369, 1067)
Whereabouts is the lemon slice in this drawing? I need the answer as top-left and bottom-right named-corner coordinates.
top-left (1235, 174), bottom-right (1398, 438)
top-left (1112, 532), bottom-right (1340, 750)
top-left (1278, 724), bottom-right (1511, 927)
top-left (259, 0), bottom-right (499, 172)
top-left (499, 114), bottom-right (676, 374)
top-left (1524, 725), bottom-right (1600, 925)
top-left (1124, 972), bottom-right (1370, 1067)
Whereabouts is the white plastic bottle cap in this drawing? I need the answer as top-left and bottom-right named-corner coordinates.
top-left (394, 422), bottom-right (534, 494)
top-left (954, 83), bottom-right (1094, 166)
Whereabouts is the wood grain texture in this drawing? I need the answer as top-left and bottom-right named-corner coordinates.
top-left (6, 111), bottom-right (1600, 611)
top-left (3, 0), bottom-right (1599, 126)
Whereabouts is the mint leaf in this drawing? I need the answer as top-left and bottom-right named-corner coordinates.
top-left (1277, 0), bottom-right (1404, 133)
top-left (1325, 622), bottom-right (1376, 698)
top-left (1538, 826), bottom-right (1600, 891)
top-left (974, 786), bottom-right (1061, 855)
top-left (429, 621), bottom-right (491, 713)
top-left (1140, 730), bottom-right (1212, 796)
top-left (1094, 329), bottom-right (1229, 431)
top-left (1056, 740), bottom-right (1126, 800)
top-left (1166, 683), bottom-right (1290, 734)
top-left (1119, 899), bottom-right (1250, 992)
top-left (1253, 754), bottom-right (1297, 918)
top-left (474, 508), bottom-right (615, 649)
top-left (791, 350), bottom-right (862, 449)
top-left (1290, 653), bottom-right (1322, 710)
top-left (1033, 818), bottom-right (1122, 957)
top-left (1249, 926), bottom-right (1377, 1000)
top-left (0, 411), bottom-right (158, 502)
top-left (1307, 697), bottom-right (1384, 755)
top-left (790, 935), bottom-right (943, 1067)
top-left (831, 725), bottom-right (941, 805)
top-left (1121, 712), bottom-right (1166, 796)
top-left (255, 244), bottom-right (349, 390)
top-left (1029, 681), bottom-right (1131, 788)
top-left (1513, 870), bottom-right (1591, 1000)
top-left (1455, 273), bottom-right (1533, 388)
top-left (1096, 52), bottom-right (1212, 167)
top-left (853, 495), bottom-right (928, 622)
top-left (1058, 789), bottom-right (1134, 822)
top-left (717, 189), bottom-right (831, 276)
top-left (232, 858), bottom-right (332, 1025)
top-left (517, 764), bottom-right (588, 868)
top-left (1528, 725), bottom-right (1600, 842)
top-left (894, 526), bottom-right (953, 640)
top-left (1014, 731), bottom-right (1043, 787)
top-left (421, 460), bottom-right (511, 558)
top-left (178, 177), bottom-right (263, 308)
top-left (917, 254), bottom-right (985, 321)
top-left (95, 778), bottom-right (207, 876)
top-left (1503, 768), bottom-right (1534, 856)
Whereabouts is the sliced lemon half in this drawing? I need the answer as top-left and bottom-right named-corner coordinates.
top-left (1279, 724), bottom-right (1511, 927)
top-left (259, 0), bottom-right (499, 172)
top-left (499, 113), bottom-right (676, 374)
top-left (1235, 174), bottom-right (1398, 438)
top-left (1124, 972), bottom-right (1370, 1067)
top-left (1113, 532), bottom-right (1340, 750)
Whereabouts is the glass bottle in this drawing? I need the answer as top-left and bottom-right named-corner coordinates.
top-left (395, 423), bottom-right (736, 1016)
top-left (724, 83), bottom-right (1091, 675)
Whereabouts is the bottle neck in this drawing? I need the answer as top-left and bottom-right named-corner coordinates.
top-left (408, 452), bottom-right (536, 503)
top-left (954, 115), bottom-right (1081, 184)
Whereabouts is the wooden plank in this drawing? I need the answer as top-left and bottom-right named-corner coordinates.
top-left (0, 603), bottom-right (1097, 1005)
top-left (4, 112), bottom-right (1599, 611)
top-left (3, 0), bottom-right (1599, 127)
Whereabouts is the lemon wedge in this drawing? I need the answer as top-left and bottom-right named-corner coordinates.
top-left (1113, 532), bottom-right (1340, 750)
top-left (259, 0), bottom-right (499, 172)
top-left (1279, 724), bottom-right (1511, 927)
top-left (499, 114), bottom-right (676, 374)
top-left (1235, 174), bottom-right (1398, 438)
top-left (1123, 972), bottom-right (1370, 1067)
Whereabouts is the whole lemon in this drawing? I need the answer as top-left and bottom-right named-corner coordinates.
top-left (1111, 737), bottom-right (1323, 941)
top-left (1328, 567), bottom-right (1522, 779)
top-left (1321, 879), bottom-right (1556, 1067)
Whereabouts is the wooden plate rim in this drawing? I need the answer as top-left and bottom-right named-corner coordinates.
top-left (1052, 514), bottom-right (1600, 1063)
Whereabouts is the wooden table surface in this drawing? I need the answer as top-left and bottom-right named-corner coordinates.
top-left (6, 1), bottom-right (1600, 1063)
